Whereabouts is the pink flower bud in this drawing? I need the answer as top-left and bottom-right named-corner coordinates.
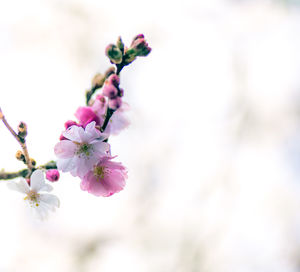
top-left (102, 83), bottom-right (118, 99)
top-left (108, 74), bottom-right (120, 87)
top-left (46, 169), bottom-right (60, 182)
top-left (64, 120), bottom-right (78, 129)
top-left (131, 34), bottom-right (145, 46)
top-left (95, 94), bottom-right (106, 104)
top-left (60, 134), bottom-right (67, 140)
top-left (108, 97), bottom-right (122, 110)
top-left (75, 107), bottom-right (101, 127)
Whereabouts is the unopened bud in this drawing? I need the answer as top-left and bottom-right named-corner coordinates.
top-left (15, 150), bottom-right (25, 161)
top-left (123, 48), bottom-right (137, 65)
top-left (116, 36), bottom-right (124, 53)
top-left (105, 44), bottom-right (123, 64)
top-left (107, 74), bottom-right (120, 87)
top-left (64, 120), bottom-right (78, 129)
top-left (131, 38), bottom-right (151, 57)
top-left (108, 97), bottom-right (122, 110)
top-left (30, 158), bottom-right (36, 166)
top-left (18, 122), bottom-right (27, 138)
top-left (46, 169), bottom-right (60, 182)
top-left (91, 73), bottom-right (105, 90)
top-left (131, 34), bottom-right (144, 46)
top-left (95, 94), bottom-right (106, 104)
top-left (102, 83), bottom-right (118, 99)
top-left (105, 67), bottom-right (116, 78)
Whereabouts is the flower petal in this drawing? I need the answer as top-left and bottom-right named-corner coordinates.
top-left (57, 157), bottom-right (77, 173)
top-left (30, 170), bottom-right (46, 192)
top-left (7, 179), bottom-right (30, 194)
top-left (39, 194), bottom-right (60, 210)
top-left (54, 140), bottom-right (77, 159)
top-left (62, 125), bottom-right (84, 142)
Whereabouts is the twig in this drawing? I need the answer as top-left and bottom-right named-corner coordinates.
top-left (0, 108), bottom-right (33, 174)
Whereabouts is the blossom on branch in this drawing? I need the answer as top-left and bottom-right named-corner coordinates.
top-left (7, 170), bottom-right (60, 220)
top-left (80, 156), bottom-right (127, 197)
top-left (54, 121), bottom-right (109, 178)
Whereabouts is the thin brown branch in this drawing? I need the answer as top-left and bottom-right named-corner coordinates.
top-left (0, 108), bottom-right (33, 174)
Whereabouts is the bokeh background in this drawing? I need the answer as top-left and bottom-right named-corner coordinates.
top-left (1, 0), bottom-right (300, 271)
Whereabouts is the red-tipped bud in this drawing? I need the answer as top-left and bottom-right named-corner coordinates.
top-left (131, 34), bottom-right (145, 46)
top-left (108, 97), bottom-right (122, 110)
top-left (46, 169), bottom-right (60, 182)
top-left (131, 38), bottom-right (151, 57)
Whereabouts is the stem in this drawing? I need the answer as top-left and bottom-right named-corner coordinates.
top-left (100, 107), bottom-right (115, 132)
top-left (0, 108), bottom-right (33, 174)
top-left (116, 63), bottom-right (124, 75)
top-left (0, 169), bottom-right (29, 180)
top-left (86, 87), bottom-right (97, 106)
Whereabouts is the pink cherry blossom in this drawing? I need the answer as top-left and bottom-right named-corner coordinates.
top-left (80, 156), bottom-right (127, 197)
top-left (54, 121), bottom-right (109, 178)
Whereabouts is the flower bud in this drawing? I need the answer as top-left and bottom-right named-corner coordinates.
top-left (95, 94), bottom-right (106, 104)
top-left (105, 67), bottom-right (116, 78)
top-left (105, 44), bottom-right (123, 64)
top-left (108, 97), bottom-right (122, 110)
top-left (18, 122), bottom-right (27, 138)
top-left (116, 36), bottom-right (124, 53)
top-left (91, 73), bottom-right (105, 90)
top-left (131, 34), bottom-right (144, 46)
top-left (75, 107), bottom-right (100, 127)
top-left (131, 38), bottom-right (151, 56)
top-left (46, 169), bottom-right (60, 182)
top-left (108, 74), bottom-right (120, 87)
top-left (30, 158), bottom-right (36, 166)
top-left (102, 83), bottom-right (118, 99)
top-left (64, 120), bottom-right (78, 129)
top-left (59, 134), bottom-right (67, 141)
top-left (123, 48), bottom-right (137, 65)
top-left (15, 150), bottom-right (25, 161)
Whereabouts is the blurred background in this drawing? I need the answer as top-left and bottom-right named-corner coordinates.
top-left (0, 0), bottom-right (300, 271)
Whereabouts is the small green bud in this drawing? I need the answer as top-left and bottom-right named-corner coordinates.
top-left (116, 36), bottom-right (124, 54)
top-left (123, 48), bottom-right (137, 65)
top-left (105, 44), bottom-right (123, 64)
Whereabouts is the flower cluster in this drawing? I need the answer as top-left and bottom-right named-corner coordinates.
top-left (54, 34), bottom-right (150, 197)
top-left (1, 34), bottom-right (150, 219)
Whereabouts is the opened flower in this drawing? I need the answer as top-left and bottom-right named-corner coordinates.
top-left (80, 156), bottom-right (127, 197)
top-left (7, 169), bottom-right (60, 220)
top-left (54, 121), bottom-right (110, 178)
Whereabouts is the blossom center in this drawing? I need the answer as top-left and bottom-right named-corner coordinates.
top-left (76, 143), bottom-right (92, 157)
top-left (24, 191), bottom-right (40, 206)
top-left (94, 166), bottom-right (106, 180)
